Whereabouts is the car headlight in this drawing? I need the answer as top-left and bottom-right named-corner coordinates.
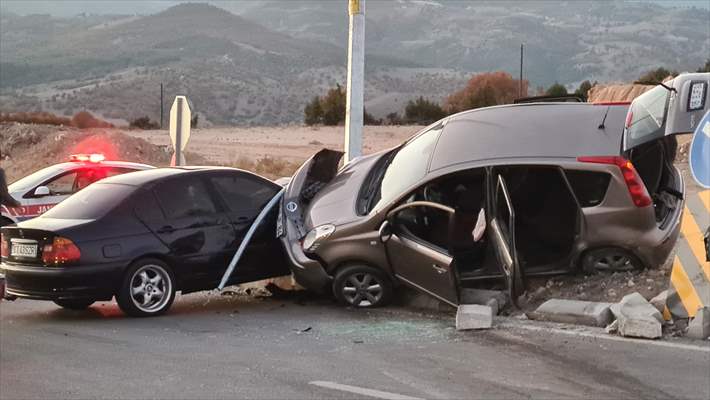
top-left (302, 224), bottom-right (336, 253)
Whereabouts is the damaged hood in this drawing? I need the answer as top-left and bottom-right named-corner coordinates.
top-left (281, 149), bottom-right (384, 238)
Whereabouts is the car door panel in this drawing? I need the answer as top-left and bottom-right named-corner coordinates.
top-left (490, 174), bottom-right (524, 305)
top-left (208, 173), bottom-right (289, 285)
top-left (384, 202), bottom-right (459, 306)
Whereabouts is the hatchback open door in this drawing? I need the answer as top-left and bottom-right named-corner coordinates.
top-left (490, 174), bottom-right (524, 306)
top-left (624, 73), bottom-right (710, 151)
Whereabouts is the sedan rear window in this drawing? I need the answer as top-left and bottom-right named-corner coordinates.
top-left (41, 183), bottom-right (136, 220)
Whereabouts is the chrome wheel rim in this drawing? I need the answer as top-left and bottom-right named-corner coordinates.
top-left (342, 272), bottom-right (383, 307)
top-left (593, 254), bottom-right (635, 272)
top-left (130, 264), bottom-right (171, 313)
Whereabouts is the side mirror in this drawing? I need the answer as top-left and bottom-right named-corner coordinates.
top-left (33, 186), bottom-right (50, 197)
top-left (379, 220), bottom-right (392, 243)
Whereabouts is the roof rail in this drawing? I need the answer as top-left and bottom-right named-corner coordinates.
top-left (513, 95), bottom-right (584, 104)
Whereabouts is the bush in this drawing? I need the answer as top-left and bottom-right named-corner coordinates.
top-left (304, 96), bottom-right (323, 125)
top-left (545, 82), bottom-right (568, 97)
top-left (637, 67), bottom-right (678, 84)
top-left (321, 84), bottom-right (346, 126)
top-left (573, 80), bottom-right (595, 101)
top-left (446, 71), bottom-right (527, 114)
top-left (129, 116), bottom-right (160, 130)
top-left (72, 111), bottom-right (113, 129)
top-left (304, 84), bottom-right (380, 126)
top-left (0, 111), bottom-right (71, 126)
top-left (405, 97), bottom-right (445, 124)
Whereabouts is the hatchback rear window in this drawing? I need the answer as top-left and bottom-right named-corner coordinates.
top-left (565, 170), bottom-right (611, 207)
top-left (41, 183), bottom-right (136, 220)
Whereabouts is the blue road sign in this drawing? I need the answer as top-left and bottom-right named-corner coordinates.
top-left (689, 110), bottom-right (710, 189)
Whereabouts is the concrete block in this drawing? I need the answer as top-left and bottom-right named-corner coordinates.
top-left (687, 307), bottom-right (710, 340)
top-left (529, 299), bottom-right (614, 327)
top-left (456, 304), bottom-right (493, 331)
top-left (460, 289), bottom-right (507, 315)
top-left (610, 292), bottom-right (663, 339)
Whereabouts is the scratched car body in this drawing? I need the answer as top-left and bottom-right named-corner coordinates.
top-left (279, 73), bottom-right (709, 308)
top-left (1, 155), bottom-right (154, 226)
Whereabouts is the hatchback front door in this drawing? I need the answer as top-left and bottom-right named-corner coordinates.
top-left (383, 201), bottom-right (459, 306)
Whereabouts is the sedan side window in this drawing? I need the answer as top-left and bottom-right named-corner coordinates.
top-left (210, 174), bottom-right (278, 213)
top-left (155, 179), bottom-right (217, 219)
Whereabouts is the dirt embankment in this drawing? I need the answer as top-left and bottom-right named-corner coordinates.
top-left (0, 123), bottom-right (207, 182)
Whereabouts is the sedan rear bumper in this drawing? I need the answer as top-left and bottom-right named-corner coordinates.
top-left (1, 261), bottom-right (125, 301)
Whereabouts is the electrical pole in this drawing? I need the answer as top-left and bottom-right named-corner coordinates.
top-left (519, 44), bottom-right (524, 98)
top-left (160, 83), bottom-right (164, 129)
top-left (345, 0), bottom-right (365, 163)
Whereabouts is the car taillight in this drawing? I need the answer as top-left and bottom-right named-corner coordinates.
top-left (0, 233), bottom-right (7, 258)
top-left (577, 156), bottom-right (652, 207)
top-left (42, 237), bottom-right (81, 266)
top-left (625, 110), bottom-right (633, 129)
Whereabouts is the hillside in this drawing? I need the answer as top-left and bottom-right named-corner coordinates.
top-left (0, 1), bottom-right (708, 125)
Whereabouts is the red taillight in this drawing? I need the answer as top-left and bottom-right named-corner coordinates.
top-left (1, 233), bottom-right (7, 258)
top-left (577, 156), bottom-right (652, 208)
top-left (42, 237), bottom-right (81, 266)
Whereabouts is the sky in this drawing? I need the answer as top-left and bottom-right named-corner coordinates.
top-left (1, 0), bottom-right (708, 17)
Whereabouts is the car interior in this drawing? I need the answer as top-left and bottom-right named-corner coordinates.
top-left (493, 166), bottom-right (580, 275)
top-left (392, 165), bottom-right (582, 287)
top-left (627, 137), bottom-right (682, 228)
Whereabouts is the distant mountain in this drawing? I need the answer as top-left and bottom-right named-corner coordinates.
top-left (242, 0), bottom-right (710, 86)
top-left (0, 1), bottom-right (708, 125)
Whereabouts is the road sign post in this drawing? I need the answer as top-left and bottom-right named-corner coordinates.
top-left (169, 96), bottom-right (191, 166)
top-left (345, 0), bottom-right (365, 163)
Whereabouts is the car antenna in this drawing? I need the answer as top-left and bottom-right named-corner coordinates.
top-left (598, 106), bottom-right (610, 130)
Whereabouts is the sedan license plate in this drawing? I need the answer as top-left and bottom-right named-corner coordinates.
top-left (11, 242), bottom-right (38, 258)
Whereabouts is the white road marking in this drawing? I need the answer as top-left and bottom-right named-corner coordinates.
top-left (309, 381), bottom-right (424, 400)
top-left (498, 321), bottom-right (710, 353)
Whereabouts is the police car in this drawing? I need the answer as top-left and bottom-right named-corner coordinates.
top-left (1, 154), bottom-right (154, 226)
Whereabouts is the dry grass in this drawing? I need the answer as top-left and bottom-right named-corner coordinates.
top-left (228, 156), bottom-right (299, 180)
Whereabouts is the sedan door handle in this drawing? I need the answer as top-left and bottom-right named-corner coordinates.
top-left (157, 225), bottom-right (175, 234)
top-left (432, 264), bottom-right (447, 274)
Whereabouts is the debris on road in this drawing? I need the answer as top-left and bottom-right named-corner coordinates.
top-left (528, 299), bottom-right (614, 327)
top-left (456, 304), bottom-right (493, 331)
top-left (649, 290), bottom-right (668, 315)
top-left (609, 292), bottom-right (663, 339)
top-left (460, 289), bottom-right (508, 316)
top-left (687, 307), bottom-right (710, 340)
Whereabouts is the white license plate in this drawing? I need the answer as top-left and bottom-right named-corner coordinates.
top-left (11, 242), bottom-right (38, 258)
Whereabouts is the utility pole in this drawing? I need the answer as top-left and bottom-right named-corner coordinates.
top-left (345, 0), bottom-right (365, 163)
top-left (160, 83), bottom-right (164, 129)
top-left (519, 44), bottom-right (524, 98)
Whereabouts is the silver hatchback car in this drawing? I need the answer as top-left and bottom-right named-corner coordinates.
top-left (279, 73), bottom-right (709, 308)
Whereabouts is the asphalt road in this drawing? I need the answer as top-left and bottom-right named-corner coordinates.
top-left (1, 292), bottom-right (709, 400)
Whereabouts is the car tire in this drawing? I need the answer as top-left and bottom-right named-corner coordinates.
top-left (581, 247), bottom-right (644, 274)
top-left (53, 299), bottom-right (94, 310)
top-left (333, 265), bottom-right (393, 308)
top-left (116, 258), bottom-right (176, 317)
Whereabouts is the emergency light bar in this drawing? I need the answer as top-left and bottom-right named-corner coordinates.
top-left (69, 154), bottom-right (105, 163)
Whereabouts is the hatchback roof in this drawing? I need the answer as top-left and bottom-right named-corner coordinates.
top-left (429, 103), bottom-right (629, 172)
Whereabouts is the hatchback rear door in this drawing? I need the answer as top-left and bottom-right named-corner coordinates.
top-left (490, 174), bottom-right (524, 305)
top-left (624, 73), bottom-right (710, 151)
